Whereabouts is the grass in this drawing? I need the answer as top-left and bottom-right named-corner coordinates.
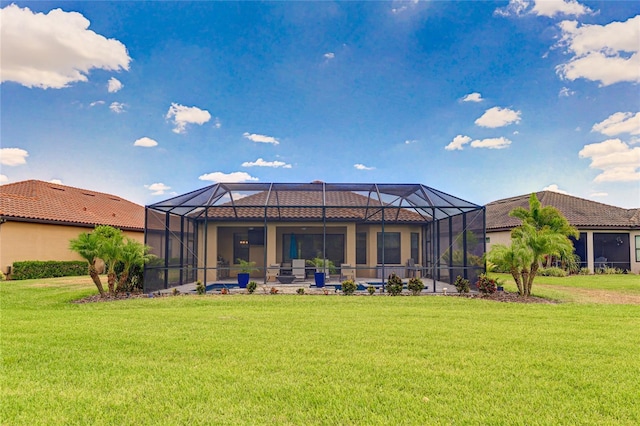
top-left (2, 276), bottom-right (640, 425)
top-left (491, 272), bottom-right (640, 303)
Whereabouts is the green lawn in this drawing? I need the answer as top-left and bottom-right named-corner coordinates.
top-left (2, 276), bottom-right (639, 425)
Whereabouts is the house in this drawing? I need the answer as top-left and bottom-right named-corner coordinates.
top-left (0, 180), bottom-right (145, 276)
top-left (485, 191), bottom-right (640, 273)
top-left (144, 182), bottom-right (486, 292)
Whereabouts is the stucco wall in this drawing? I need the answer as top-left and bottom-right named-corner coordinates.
top-left (0, 221), bottom-right (143, 275)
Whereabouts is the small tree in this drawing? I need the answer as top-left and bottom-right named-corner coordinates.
top-left (487, 193), bottom-right (577, 297)
top-left (69, 232), bottom-right (106, 297)
top-left (117, 239), bottom-right (150, 292)
top-left (341, 279), bottom-right (357, 295)
top-left (94, 225), bottom-right (124, 295)
top-left (453, 275), bottom-right (470, 294)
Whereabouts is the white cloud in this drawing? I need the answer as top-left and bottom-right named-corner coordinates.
top-left (134, 137), bottom-right (158, 148)
top-left (391, 0), bottom-right (419, 15)
top-left (145, 183), bottom-right (171, 196)
top-left (0, 174), bottom-right (8, 183)
top-left (494, 0), bottom-right (592, 18)
top-left (354, 164), bottom-right (375, 170)
top-left (107, 77), bottom-right (123, 93)
top-left (556, 15), bottom-right (640, 86)
top-left (404, 139), bottom-right (418, 144)
top-left (494, 0), bottom-right (530, 17)
top-left (109, 101), bottom-right (125, 113)
top-left (89, 100), bottom-right (105, 107)
top-left (592, 112), bottom-right (640, 136)
top-left (214, 117), bottom-right (222, 129)
top-left (198, 171), bottom-right (259, 183)
top-left (475, 107), bottom-right (521, 128)
top-left (49, 179), bottom-right (63, 185)
top-left (470, 137), bottom-right (512, 149)
top-left (0, 148), bottom-right (29, 166)
top-left (558, 87), bottom-right (575, 97)
top-left (462, 92), bottom-right (483, 102)
top-left (444, 135), bottom-right (472, 151)
top-left (242, 158), bottom-right (292, 168)
top-left (531, 0), bottom-right (593, 18)
top-left (579, 139), bottom-right (640, 182)
top-left (590, 192), bottom-right (608, 198)
top-left (166, 103), bottom-right (211, 134)
top-left (243, 132), bottom-right (280, 145)
top-left (543, 184), bottom-right (569, 194)
top-left (323, 52), bottom-right (335, 60)
top-left (0, 4), bottom-right (130, 89)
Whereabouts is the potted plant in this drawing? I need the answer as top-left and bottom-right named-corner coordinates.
top-left (311, 257), bottom-right (336, 287)
top-left (236, 258), bottom-right (257, 288)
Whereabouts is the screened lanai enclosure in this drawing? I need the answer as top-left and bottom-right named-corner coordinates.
top-left (144, 182), bottom-right (486, 293)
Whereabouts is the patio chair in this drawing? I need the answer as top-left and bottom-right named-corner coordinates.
top-left (267, 264), bottom-right (280, 282)
top-left (406, 259), bottom-right (421, 278)
top-left (340, 264), bottom-right (355, 281)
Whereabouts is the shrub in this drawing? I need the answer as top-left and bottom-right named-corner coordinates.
top-left (296, 287), bottom-right (305, 295)
top-left (247, 281), bottom-right (257, 294)
top-left (195, 280), bottom-right (205, 295)
top-left (578, 267), bottom-right (591, 275)
top-left (367, 285), bottom-right (376, 295)
top-left (386, 273), bottom-right (403, 296)
top-left (476, 273), bottom-right (497, 294)
top-left (270, 287), bottom-right (279, 294)
top-left (453, 275), bottom-right (470, 294)
top-left (597, 266), bottom-right (624, 275)
top-left (407, 277), bottom-right (424, 295)
top-left (538, 267), bottom-right (568, 277)
top-left (221, 288), bottom-right (229, 295)
top-left (0, 271), bottom-right (5, 281)
top-left (341, 279), bottom-right (357, 295)
top-left (11, 260), bottom-right (88, 280)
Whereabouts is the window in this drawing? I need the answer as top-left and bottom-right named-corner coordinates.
top-left (411, 233), bottom-right (419, 264)
top-left (283, 234), bottom-right (344, 265)
top-left (356, 232), bottom-right (367, 265)
top-left (234, 233), bottom-right (249, 263)
top-left (636, 236), bottom-right (640, 262)
top-left (377, 232), bottom-right (401, 264)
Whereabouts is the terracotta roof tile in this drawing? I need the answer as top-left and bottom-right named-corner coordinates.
top-left (0, 180), bottom-right (144, 231)
top-left (486, 191), bottom-right (639, 231)
top-left (205, 190), bottom-right (427, 222)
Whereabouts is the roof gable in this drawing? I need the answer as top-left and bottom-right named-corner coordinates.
top-left (486, 191), bottom-right (639, 230)
top-left (0, 180), bottom-right (144, 231)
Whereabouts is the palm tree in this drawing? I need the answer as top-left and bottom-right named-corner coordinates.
top-left (487, 193), bottom-right (578, 297)
top-left (117, 239), bottom-right (149, 292)
top-left (69, 232), bottom-right (105, 297)
top-left (94, 225), bottom-right (124, 295)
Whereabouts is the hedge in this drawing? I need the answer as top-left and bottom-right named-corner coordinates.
top-left (11, 261), bottom-right (87, 280)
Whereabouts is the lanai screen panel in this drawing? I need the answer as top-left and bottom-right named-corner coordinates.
top-left (144, 182), bottom-right (485, 291)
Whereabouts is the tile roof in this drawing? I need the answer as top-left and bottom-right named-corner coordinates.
top-left (204, 189), bottom-right (429, 222)
top-left (0, 180), bottom-right (144, 231)
top-left (486, 191), bottom-right (640, 231)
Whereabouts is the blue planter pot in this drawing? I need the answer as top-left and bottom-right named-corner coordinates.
top-left (237, 273), bottom-right (250, 288)
top-left (314, 272), bottom-right (325, 287)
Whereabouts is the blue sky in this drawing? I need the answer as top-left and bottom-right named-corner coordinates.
top-left (1, 0), bottom-right (639, 208)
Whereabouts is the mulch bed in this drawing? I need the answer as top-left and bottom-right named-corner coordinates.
top-left (72, 290), bottom-right (557, 304)
top-left (72, 292), bottom-right (154, 304)
top-left (460, 291), bottom-right (559, 304)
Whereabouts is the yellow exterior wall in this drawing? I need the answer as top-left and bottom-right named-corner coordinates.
top-left (196, 221), bottom-right (429, 281)
top-left (0, 221), bottom-right (143, 275)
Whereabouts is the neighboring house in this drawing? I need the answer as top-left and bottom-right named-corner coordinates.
top-left (0, 180), bottom-right (144, 276)
top-left (144, 182), bottom-right (486, 292)
top-left (485, 191), bottom-right (640, 274)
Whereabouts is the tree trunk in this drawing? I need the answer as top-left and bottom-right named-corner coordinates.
top-left (520, 268), bottom-right (530, 297)
top-left (526, 262), bottom-right (539, 297)
top-left (107, 271), bottom-right (116, 295)
top-left (117, 269), bottom-right (130, 293)
top-left (510, 267), bottom-right (523, 296)
top-left (88, 263), bottom-right (105, 297)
